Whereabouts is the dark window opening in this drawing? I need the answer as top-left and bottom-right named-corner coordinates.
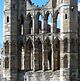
top-left (21, 14), bottom-right (24, 25)
top-left (48, 50), bottom-right (52, 70)
top-left (7, 16), bottom-right (9, 23)
top-left (25, 39), bottom-right (33, 71)
top-left (35, 38), bottom-right (42, 71)
top-left (44, 38), bottom-right (52, 70)
top-left (64, 38), bottom-right (68, 52)
top-left (27, 13), bottom-right (33, 34)
top-left (54, 38), bottom-right (60, 71)
top-left (65, 14), bottom-right (67, 19)
top-left (5, 57), bottom-right (9, 68)
top-left (5, 41), bottom-right (9, 55)
top-left (13, 4), bottom-right (15, 9)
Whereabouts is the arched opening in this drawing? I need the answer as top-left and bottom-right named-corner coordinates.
top-left (35, 38), bottom-right (42, 70)
top-left (54, 38), bottom-right (60, 70)
top-left (19, 14), bottom-right (24, 35)
top-left (44, 37), bottom-right (52, 70)
top-left (64, 38), bottom-right (68, 52)
top-left (44, 11), bottom-right (52, 33)
top-left (27, 13), bottom-right (33, 34)
top-left (54, 11), bottom-right (60, 33)
top-left (5, 57), bottom-right (9, 69)
top-left (63, 55), bottom-right (68, 68)
top-left (5, 41), bottom-right (9, 55)
top-left (70, 38), bottom-right (77, 53)
top-left (47, 14), bottom-right (51, 33)
top-left (25, 38), bottom-right (33, 70)
top-left (18, 42), bottom-right (24, 70)
top-left (36, 12), bottom-right (42, 33)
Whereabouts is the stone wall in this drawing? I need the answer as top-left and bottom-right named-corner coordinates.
top-left (18, 70), bottom-right (60, 81)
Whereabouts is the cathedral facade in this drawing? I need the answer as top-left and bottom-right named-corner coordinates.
top-left (3, 0), bottom-right (80, 81)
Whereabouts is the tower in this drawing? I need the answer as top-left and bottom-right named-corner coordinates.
top-left (59, 0), bottom-right (78, 81)
top-left (4, 0), bottom-right (26, 81)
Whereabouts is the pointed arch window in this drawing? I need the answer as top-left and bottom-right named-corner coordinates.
top-left (35, 38), bottom-right (42, 70)
top-left (44, 37), bottom-right (52, 70)
top-left (63, 55), bottom-right (68, 68)
top-left (45, 11), bottom-right (52, 33)
top-left (64, 38), bottom-right (68, 52)
top-left (54, 38), bottom-right (60, 70)
top-left (20, 14), bottom-right (24, 35)
top-left (54, 11), bottom-right (60, 33)
top-left (5, 41), bottom-right (9, 55)
top-left (27, 13), bottom-right (33, 34)
top-left (25, 38), bottom-right (33, 70)
top-left (36, 12), bottom-right (42, 34)
top-left (5, 57), bottom-right (9, 69)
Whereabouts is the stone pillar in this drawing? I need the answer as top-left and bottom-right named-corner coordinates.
top-left (42, 13), bottom-right (45, 71)
top-left (51, 14), bottom-right (54, 71)
top-left (42, 40), bottom-right (45, 71)
top-left (32, 11), bottom-right (36, 71)
top-left (53, 17), bottom-right (57, 33)
top-left (44, 19), bottom-right (48, 33)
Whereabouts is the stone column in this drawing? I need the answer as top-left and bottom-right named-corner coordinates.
top-left (53, 17), bottom-right (57, 33)
top-left (50, 14), bottom-right (54, 71)
top-left (42, 14), bottom-right (45, 71)
top-left (32, 11), bottom-right (36, 71)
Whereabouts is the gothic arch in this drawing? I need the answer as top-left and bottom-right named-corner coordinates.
top-left (63, 55), bottom-right (68, 68)
top-left (54, 10), bottom-right (60, 33)
top-left (5, 57), bottom-right (9, 69)
top-left (27, 13), bottom-right (33, 34)
top-left (25, 38), bottom-right (33, 70)
top-left (35, 38), bottom-right (42, 70)
top-left (35, 12), bottom-right (42, 33)
top-left (4, 41), bottom-right (9, 55)
top-left (70, 38), bottom-right (77, 53)
top-left (44, 11), bottom-right (52, 33)
top-left (18, 42), bottom-right (25, 70)
top-left (44, 37), bottom-right (52, 70)
top-left (63, 38), bottom-right (68, 52)
top-left (54, 37), bottom-right (60, 70)
top-left (19, 14), bottom-right (24, 35)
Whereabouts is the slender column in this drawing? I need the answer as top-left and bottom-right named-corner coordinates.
top-left (32, 10), bottom-right (35, 71)
top-left (42, 39), bottom-right (45, 71)
top-left (50, 14), bottom-right (54, 71)
top-left (21, 46), bottom-right (25, 70)
top-left (51, 37), bottom-right (54, 71)
top-left (53, 17), bottom-right (57, 33)
top-left (42, 14), bottom-right (45, 71)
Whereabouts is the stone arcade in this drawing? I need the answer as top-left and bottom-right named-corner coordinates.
top-left (3, 0), bottom-right (80, 81)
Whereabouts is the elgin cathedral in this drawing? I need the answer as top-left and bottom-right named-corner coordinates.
top-left (3, 0), bottom-right (80, 81)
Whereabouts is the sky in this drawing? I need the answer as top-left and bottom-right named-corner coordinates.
top-left (0, 0), bottom-right (80, 48)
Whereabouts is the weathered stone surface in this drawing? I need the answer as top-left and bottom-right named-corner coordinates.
top-left (3, 0), bottom-right (80, 81)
